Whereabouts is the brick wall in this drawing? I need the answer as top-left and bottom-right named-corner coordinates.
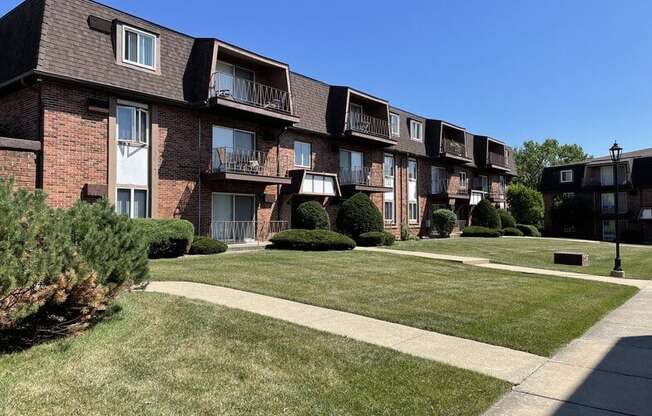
top-left (0, 88), bottom-right (39, 140)
top-left (0, 149), bottom-right (37, 190)
top-left (41, 82), bottom-right (109, 208)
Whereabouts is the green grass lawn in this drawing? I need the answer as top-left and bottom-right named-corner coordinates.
top-left (391, 237), bottom-right (652, 279)
top-left (0, 293), bottom-right (509, 416)
top-left (150, 251), bottom-right (636, 356)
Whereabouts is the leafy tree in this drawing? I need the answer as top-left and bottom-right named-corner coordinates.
top-left (507, 183), bottom-right (544, 226)
top-left (550, 194), bottom-right (594, 235)
top-left (514, 139), bottom-right (590, 189)
top-left (431, 209), bottom-right (457, 238)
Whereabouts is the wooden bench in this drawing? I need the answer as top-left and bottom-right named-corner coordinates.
top-left (554, 252), bottom-right (589, 266)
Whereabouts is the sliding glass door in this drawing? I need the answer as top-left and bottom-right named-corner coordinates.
top-left (212, 193), bottom-right (256, 243)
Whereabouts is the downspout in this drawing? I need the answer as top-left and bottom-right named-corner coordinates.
top-left (198, 116), bottom-right (202, 235)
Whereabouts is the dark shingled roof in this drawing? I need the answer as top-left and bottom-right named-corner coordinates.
top-left (1, 0), bottom-right (516, 171)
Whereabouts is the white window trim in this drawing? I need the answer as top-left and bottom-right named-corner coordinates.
top-left (383, 153), bottom-right (395, 225)
top-left (116, 187), bottom-right (149, 219)
top-left (560, 169), bottom-right (574, 183)
top-left (212, 125), bottom-right (256, 151)
top-left (459, 171), bottom-right (468, 190)
top-left (294, 140), bottom-right (312, 168)
top-left (390, 113), bottom-right (400, 136)
top-left (116, 103), bottom-right (150, 144)
top-left (211, 192), bottom-right (256, 220)
top-left (480, 175), bottom-right (489, 193)
top-left (408, 158), bottom-right (418, 224)
top-left (409, 120), bottom-right (423, 142)
top-left (122, 25), bottom-right (157, 71)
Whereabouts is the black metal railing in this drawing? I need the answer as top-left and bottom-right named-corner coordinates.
top-left (210, 147), bottom-right (279, 177)
top-left (442, 139), bottom-right (468, 158)
top-left (210, 73), bottom-right (291, 114)
top-left (346, 112), bottom-right (390, 139)
top-left (339, 167), bottom-right (375, 186)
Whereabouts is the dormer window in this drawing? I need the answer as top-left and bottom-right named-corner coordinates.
top-left (122, 25), bottom-right (156, 70)
top-left (560, 170), bottom-right (573, 183)
top-left (410, 120), bottom-right (423, 141)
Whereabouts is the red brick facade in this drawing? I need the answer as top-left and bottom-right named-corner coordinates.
top-left (0, 88), bottom-right (39, 141)
top-left (0, 149), bottom-right (37, 190)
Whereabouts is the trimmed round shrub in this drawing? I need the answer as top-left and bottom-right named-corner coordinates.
top-left (498, 209), bottom-right (517, 229)
top-left (133, 219), bottom-right (195, 259)
top-left (516, 224), bottom-right (541, 237)
top-left (461, 226), bottom-right (501, 238)
top-left (269, 229), bottom-right (356, 251)
top-left (357, 231), bottom-right (396, 247)
top-left (293, 200), bottom-right (330, 230)
top-left (336, 193), bottom-right (383, 239)
top-left (189, 236), bottom-right (228, 255)
top-left (432, 209), bottom-right (457, 238)
top-left (471, 199), bottom-right (501, 229)
top-left (502, 227), bottom-right (524, 236)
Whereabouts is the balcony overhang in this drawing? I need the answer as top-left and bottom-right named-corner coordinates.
top-left (439, 151), bottom-right (473, 163)
top-left (208, 96), bottom-right (300, 124)
top-left (343, 129), bottom-right (397, 146)
top-left (429, 190), bottom-right (470, 199)
top-left (203, 171), bottom-right (291, 185)
top-left (341, 183), bottom-right (393, 194)
top-left (487, 163), bottom-right (511, 172)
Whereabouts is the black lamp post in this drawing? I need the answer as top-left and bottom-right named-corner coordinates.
top-left (609, 141), bottom-right (624, 277)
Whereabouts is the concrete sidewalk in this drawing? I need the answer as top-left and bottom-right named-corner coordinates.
top-left (359, 247), bottom-right (651, 289)
top-left (485, 287), bottom-right (652, 416)
top-left (145, 281), bottom-right (546, 384)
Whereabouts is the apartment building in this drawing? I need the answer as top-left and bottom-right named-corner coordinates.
top-left (541, 148), bottom-right (652, 243)
top-left (0, 0), bottom-right (516, 243)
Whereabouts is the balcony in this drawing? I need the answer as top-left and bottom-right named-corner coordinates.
top-left (204, 147), bottom-right (291, 185)
top-left (212, 220), bottom-right (288, 243)
top-left (339, 167), bottom-right (392, 193)
top-left (430, 178), bottom-right (470, 199)
top-left (489, 190), bottom-right (506, 201)
top-left (345, 112), bottom-right (391, 142)
top-left (441, 138), bottom-right (470, 160)
top-left (489, 152), bottom-right (508, 168)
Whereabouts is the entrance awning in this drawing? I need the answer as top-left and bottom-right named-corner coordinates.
top-left (282, 169), bottom-right (341, 197)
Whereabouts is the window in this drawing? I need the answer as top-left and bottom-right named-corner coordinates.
top-left (215, 61), bottom-right (255, 101)
top-left (560, 169), bottom-right (574, 183)
top-left (431, 166), bottom-right (446, 194)
top-left (212, 193), bottom-right (256, 242)
top-left (122, 26), bottom-right (156, 70)
top-left (301, 174), bottom-right (336, 195)
top-left (480, 175), bottom-right (489, 193)
top-left (499, 176), bottom-right (506, 193)
top-left (116, 188), bottom-right (148, 219)
top-left (390, 113), bottom-right (400, 136)
top-left (563, 192), bottom-right (575, 199)
top-left (409, 120), bottom-right (423, 141)
top-left (600, 164), bottom-right (627, 186)
top-left (383, 154), bottom-right (395, 224)
top-left (339, 149), bottom-right (364, 184)
top-left (459, 171), bottom-right (468, 190)
top-left (211, 126), bottom-right (255, 171)
top-left (408, 159), bottom-right (418, 224)
top-left (640, 208), bottom-right (652, 220)
top-left (117, 104), bottom-right (149, 143)
top-left (602, 220), bottom-right (616, 241)
top-left (601, 192), bottom-right (626, 214)
top-left (294, 141), bottom-right (311, 168)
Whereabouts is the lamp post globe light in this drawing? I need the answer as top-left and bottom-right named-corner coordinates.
top-left (609, 141), bottom-right (624, 278)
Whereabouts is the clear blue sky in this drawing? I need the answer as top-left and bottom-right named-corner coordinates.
top-left (3, 0), bottom-right (652, 156)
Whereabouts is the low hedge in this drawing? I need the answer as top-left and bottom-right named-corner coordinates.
top-left (189, 236), bottom-right (228, 255)
top-left (357, 231), bottom-right (396, 247)
top-left (269, 229), bottom-right (356, 251)
top-left (502, 227), bottom-right (524, 236)
top-left (133, 219), bottom-right (195, 259)
top-left (516, 224), bottom-right (541, 237)
top-left (461, 226), bottom-right (501, 238)
top-left (498, 209), bottom-right (517, 229)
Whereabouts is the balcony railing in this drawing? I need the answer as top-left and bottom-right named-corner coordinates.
top-left (210, 73), bottom-right (291, 114)
top-left (339, 167), bottom-right (375, 186)
top-left (210, 147), bottom-right (279, 177)
top-left (489, 153), bottom-right (507, 167)
top-left (346, 112), bottom-right (390, 139)
top-left (442, 139), bottom-right (468, 158)
top-left (211, 220), bottom-right (288, 243)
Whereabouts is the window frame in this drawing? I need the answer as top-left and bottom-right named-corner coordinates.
top-left (459, 171), bottom-right (468, 190)
top-left (116, 187), bottom-right (149, 219)
top-left (560, 169), bottom-right (574, 183)
top-left (383, 153), bottom-right (395, 225)
top-left (480, 175), bottom-right (489, 193)
top-left (409, 120), bottom-right (423, 142)
top-left (294, 140), bottom-right (312, 168)
top-left (122, 25), bottom-right (157, 71)
top-left (390, 113), bottom-right (400, 136)
top-left (408, 158), bottom-right (418, 224)
top-left (116, 102), bottom-right (150, 144)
